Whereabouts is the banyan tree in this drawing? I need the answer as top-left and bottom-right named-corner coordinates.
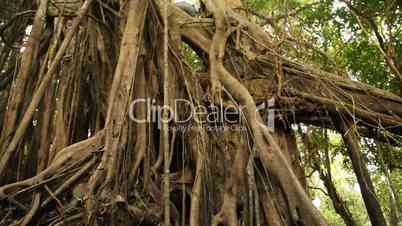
top-left (0, 0), bottom-right (401, 225)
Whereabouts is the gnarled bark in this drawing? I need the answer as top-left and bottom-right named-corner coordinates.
top-left (0, 1), bottom-right (400, 225)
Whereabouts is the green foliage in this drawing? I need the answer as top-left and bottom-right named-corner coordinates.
top-left (246, 0), bottom-right (401, 91)
top-left (310, 155), bottom-right (370, 226)
top-left (244, 0), bottom-right (274, 12)
top-left (297, 126), bottom-right (402, 226)
top-left (182, 42), bottom-right (203, 70)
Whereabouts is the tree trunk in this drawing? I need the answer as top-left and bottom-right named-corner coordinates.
top-left (334, 117), bottom-right (388, 226)
top-left (0, 1), bottom-right (400, 225)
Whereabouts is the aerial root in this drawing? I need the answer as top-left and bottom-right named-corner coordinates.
top-left (49, 213), bottom-right (84, 226)
top-left (212, 131), bottom-right (248, 226)
top-left (212, 193), bottom-right (239, 226)
top-left (0, 132), bottom-right (103, 202)
top-left (19, 193), bottom-right (41, 226)
top-left (216, 58), bottom-right (328, 225)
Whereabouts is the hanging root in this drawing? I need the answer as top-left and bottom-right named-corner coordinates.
top-left (84, 0), bottom-right (148, 222)
top-left (0, 131), bottom-right (103, 199)
top-left (216, 50), bottom-right (327, 225)
top-left (1, 0), bottom-right (401, 225)
top-left (212, 132), bottom-right (248, 226)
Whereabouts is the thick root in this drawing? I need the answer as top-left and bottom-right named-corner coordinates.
top-left (0, 132), bottom-right (103, 199)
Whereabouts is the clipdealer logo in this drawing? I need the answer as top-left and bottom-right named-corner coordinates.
top-left (128, 98), bottom-right (275, 131)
